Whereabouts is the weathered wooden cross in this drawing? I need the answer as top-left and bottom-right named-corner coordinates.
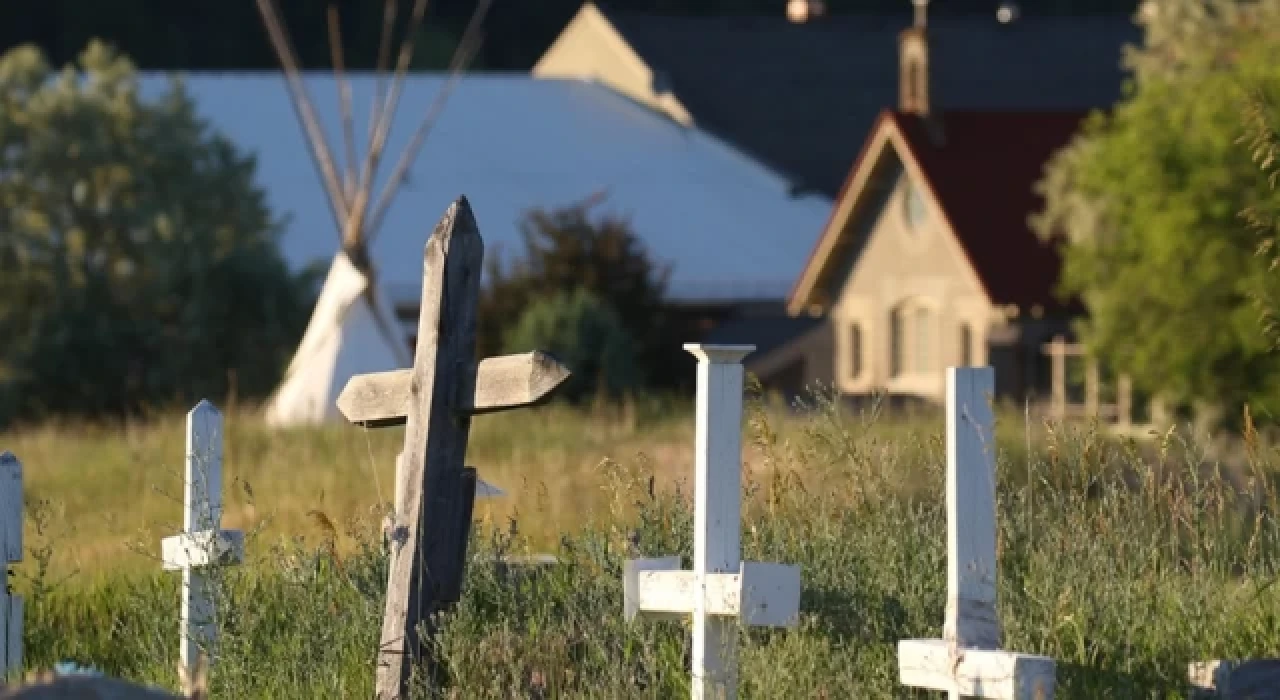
top-left (623, 344), bottom-right (802, 700)
top-left (335, 197), bottom-right (571, 700)
top-left (897, 367), bottom-right (1056, 700)
top-left (160, 400), bottom-right (244, 680)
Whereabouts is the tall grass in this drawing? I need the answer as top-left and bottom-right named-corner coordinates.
top-left (6, 386), bottom-right (1280, 697)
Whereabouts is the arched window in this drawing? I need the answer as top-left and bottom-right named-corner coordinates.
top-left (913, 307), bottom-right (931, 372)
top-left (849, 322), bottom-right (863, 378)
top-left (890, 300), bottom-right (935, 377)
top-left (890, 311), bottom-right (904, 377)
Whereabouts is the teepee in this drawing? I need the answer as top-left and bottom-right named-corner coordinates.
top-left (255, 0), bottom-right (491, 426)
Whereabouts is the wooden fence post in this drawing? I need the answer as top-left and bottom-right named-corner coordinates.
top-left (898, 367), bottom-right (1055, 699)
top-left (1116, 375), bottom-right (1133, 431)
top-left (160, 401), bottom-right (244, 681)
top-left (1048, 337), bottom-right (1066, 422)
top-left (623, 344), bottom-right (801, 700)
top-left (1084, 359), bottom-right (1100, 418)
top-left (0, 452), bottom-right (22, 680)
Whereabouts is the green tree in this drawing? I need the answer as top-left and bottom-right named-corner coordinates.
top-left (1241, 90), bottom-right (1280, 345)
top-left (502, 289), bottom-right (641, 401)
top-left (0, 41), bottom-right (314, 424)
top-left (477, 195), bottom-right (674, 389)
top-left (1031, 0), bottom-right (1280, 423)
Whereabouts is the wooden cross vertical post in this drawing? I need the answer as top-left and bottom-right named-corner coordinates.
top-left (160, 401), bottom-right (245, 680)
top-left (624, 344), bottom-right (801, 700)
top-left (0, 451), bottom-right (22, 680)
top-left (898, 367), bottom-right (1055, 700)
top-left (335, 197), bottom-right (570, 700)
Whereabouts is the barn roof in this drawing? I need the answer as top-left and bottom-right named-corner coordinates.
top-left (600, 9), bottom-right (1138, 197)
top-left (137, 73), bottom-right (832, 305)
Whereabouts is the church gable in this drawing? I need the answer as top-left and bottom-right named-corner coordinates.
top-left (819, 132), bottom-right (992, 398)
top-left (788, 114), bottom-right (988, 319)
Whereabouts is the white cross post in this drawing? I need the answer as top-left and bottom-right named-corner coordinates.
top-left (624, 344), bottom-right (802, 700)
top-left (898, 367), bottom-right (1055, 699)
top-left (160, 400), bottom-right (244, 679)
top-left (0, 451), bottom-right (22, 680)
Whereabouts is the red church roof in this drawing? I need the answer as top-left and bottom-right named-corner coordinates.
top-left (891, 109), bottom-right (1086, 311)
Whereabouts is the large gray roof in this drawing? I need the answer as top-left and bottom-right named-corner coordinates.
top-left (137, 73), bottom-right (832, 305)
top-left (604, 10), bottom-right (1141, 195)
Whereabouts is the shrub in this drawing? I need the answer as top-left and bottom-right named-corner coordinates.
top-left (502, 288), bottom-right (641, 401)
top-left (478, 195), bottom-right (676, 392)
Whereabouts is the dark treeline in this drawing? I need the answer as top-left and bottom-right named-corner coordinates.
top-left (2, 0), bottom-right (1139, 72)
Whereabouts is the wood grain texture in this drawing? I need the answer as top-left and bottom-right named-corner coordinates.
top-left (182, 402), bottom-right (219, 679)
top-left (0, 453), bottom-right (20, 681)
top-left (1189, 659), bottom-right (1280, 699)
top-left (633, 563), bottom-right (801, 627)
top-left (897, 368), bottom-right (1055, 700)
top-left (899, 639), bottom-right (1056, 700)
top-left (0, 454), bottom-right (21, 564)
top-left (336, 351), bottom-right (570, 427)
top-left (623, 346), bottom-right (804, 700)
top-left (945, 367), bottom-right (1001, 651)
top-left (161, 531), bottom-right (246, 571)
top-left (374, 197), bottom-right (484, 700)
top-left (688, 344), bottom-right (753, 700)
top-left (167, 401), bottom-right (242, 683)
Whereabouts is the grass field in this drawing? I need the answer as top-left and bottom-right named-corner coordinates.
top-left (3, 386), bottom-right (1280, 697)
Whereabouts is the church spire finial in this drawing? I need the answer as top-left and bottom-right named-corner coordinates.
top-left (900, 0), bottom-right (931, 116)
top-left (912, 0), bottom-right (928, 28)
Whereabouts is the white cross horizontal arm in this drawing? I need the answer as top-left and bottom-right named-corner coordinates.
top-left (161, 530), bottom-right (246, 571)
top-left (624, 557), bottom-right (683, 622)
top-left (898, 639), bottom-right (1056, 700)
top-left (1189, 659), bottom-right (1280, 698)
top-left (625, 560), bottom-right (801, 627)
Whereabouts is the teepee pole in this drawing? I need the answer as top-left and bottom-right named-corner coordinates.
top-left (370, 0), bottom-right (399, 145)
top-left (255, 0), bottom-right (351, 235)
top-left (367, 0), bottom-right (493, 243)
top-left (343, 0), bottom-right (436, 255)
top-left (256, 0), bottom-right (487, 270)
top-left (327, 5), bottom-right (359, 203)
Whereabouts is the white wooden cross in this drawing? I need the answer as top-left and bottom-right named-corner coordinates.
top-left (160, 401), bottom-right (244, 679)
top-left (0, 451), bottom-right (22, 680)
top-left (624, 344), bottom-right (802, 700)
top-left (898, 367), bottom-right (1055, 699)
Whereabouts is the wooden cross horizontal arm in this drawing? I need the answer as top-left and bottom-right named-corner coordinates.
top-left (336, 350), bottom-right (572, 426)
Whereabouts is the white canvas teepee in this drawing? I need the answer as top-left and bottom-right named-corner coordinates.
top-left (264, 253), bottom-right (410, 426)
top-left (253, 0), bottom-right (490, 427)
